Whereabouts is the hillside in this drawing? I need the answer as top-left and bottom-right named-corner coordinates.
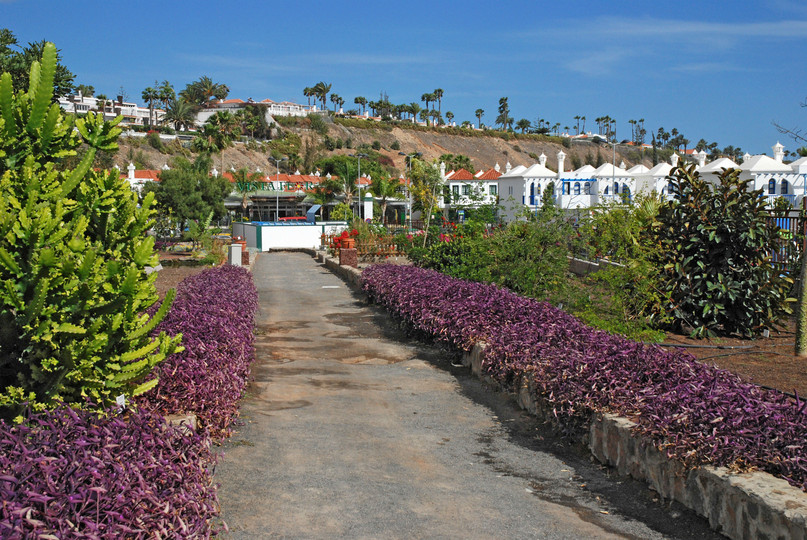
top-left (114, 118), bottom-right (661, 177)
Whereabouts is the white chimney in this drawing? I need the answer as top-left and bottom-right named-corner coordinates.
top-left (212, 168), bottom-right (219, 177)
top-left (556, 150), bottom-right (566, 175)
top-left (539, 152), bottom-right (547, 166)
top-left (440, 162), bottom-right (446, 178)
top-left (494, 162), bottom-right (501, 172)
top-left (743, 152), bottom-right (751, 163)
top-left (696, 149), bottom-right (707, 167)
top-left (505, 161), bottom-right (512, 173)
top-left (773, 142), bottom-right (785, 163)
top-left (670, 153), bottom-right (679, 167)
top-left (127, 162), bottom-right (135, 181)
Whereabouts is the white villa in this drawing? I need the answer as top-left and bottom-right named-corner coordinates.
top-left (58, 92), bottom-right (162, 126)
top-left (494, 143), bottom-right (807, 222)
top-left (195, 98), bottom-right (319, 126)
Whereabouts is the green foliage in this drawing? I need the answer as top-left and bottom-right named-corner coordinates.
top-left (146, 131), bottom-right (165, 153)
top-left (0, 29), bottom-right (75, 97)
top-left (390, 140), bottom-right (400, 151)
top-left (267, 130), bottom-right (302, 157)
top-left (650, 165), bottom-right (793, 337)
top-left (143, 155), bottom-right (231, 230)
top-left (307, 113), bottom-right (328, 135)
top-left (0, 43), bottom-right (182, 418)
top-left (330, 202), bottom-right (351, 221)
top-left (371, 140), bottom-right (381, 150)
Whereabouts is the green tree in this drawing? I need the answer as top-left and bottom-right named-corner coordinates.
top-left (433, 88), bottom-right (444, 117)
top-left (0, 29), bottom-right (75, 97)
top-left (141, 85), bottom-right (158, 128)
top-left (163, 98), bottom-right (196, 131)
top-left (354, 96), bottom-right (367, 115)
top-left (475, 108), bottom-right (484, 128)
top-left (516, 118), bottom-right (531, 133)
top-left (143, 155), bottom-right (231, 230)
top-left (496, 97), bottom-right (511, 130)
top-left (231, 167), bottom-right (264, 218)
top-left (0, 43), bottom-right (181, 418)
top-left (75, 84), bottom-right (94, 97)
top-left (313, 81), bottom-right (331, 111)
top-left (179, 76), bottom-right (229, 110)
top-left (369, 175), bottom-right (402, 223)
top-left (651, 165), bottom-right (793, 337)
top-left (409, 159), bottom-right (443, 246)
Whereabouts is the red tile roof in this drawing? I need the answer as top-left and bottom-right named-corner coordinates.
top-left (447, 168), bottom-right (475, 180)
top-left (476, 168), bottom-right (502, 180)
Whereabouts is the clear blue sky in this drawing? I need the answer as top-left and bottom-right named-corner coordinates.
top-left (2, 0), bottom-right (806, 155)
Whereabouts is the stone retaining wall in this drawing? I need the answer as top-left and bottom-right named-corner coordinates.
top-left (313, 251), bottom-right (807, 540)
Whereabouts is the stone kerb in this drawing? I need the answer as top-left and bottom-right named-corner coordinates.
top-left (463, 342), bottom-right (807, 540)
top-left (311, 254), bottom-right (807, 539)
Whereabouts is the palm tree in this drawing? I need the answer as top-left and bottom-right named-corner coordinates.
top-left (309, 177), bottom-right (341, 219)
top-left (409, 102), bottom-right (422, 123)
top-left (95, 93), bottom-right (108, 114)
top-left (497, 97), bottom-right (510, 130)
top-left (204, 110), bottom-right (241, 169)
top-left (574, 115), bottom-right (581, 135)
top-left (354, 96), bottom-right (367, 115)
top-left (475, 108), bottom-right (484, 129)
top-left (369, 175), bottom-right (401, 224)
top-left (421, 93), bottom-right (432, 112)
top-left (433, 88), bottom-right (444, 117)
top-left (516, 118), bottom-right (531, 133)
top-left (330, 93), bottom-right (341, 112)
top-left (313, 81), bottom-right (331, 111)
top-left (303, 86), bottom-right (314, 106)
top-left (163, 99), bottom-right (196, 131)
top-left (158, 80), bottom-right (175, 110)
top-left (419, 110), bottom-right (428, 124)
top-left (445, 111), bottom-right (454, 125)
top-left (232, 167), bottom-right (264, 218)
top-left (581, 116), bottom-right (586, 133)
top-left (141, 86), bottom-right (158, 128)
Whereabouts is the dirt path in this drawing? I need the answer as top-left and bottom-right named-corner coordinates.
top-left (213, 252), bottom-right (721, 539)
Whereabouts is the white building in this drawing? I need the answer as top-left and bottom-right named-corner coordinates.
top-left (195, 98), bottom-right (319, 127)
top-left (495, 143), bottom-right (807, 223)
top-left (58, 93), bottom-right (162, 126)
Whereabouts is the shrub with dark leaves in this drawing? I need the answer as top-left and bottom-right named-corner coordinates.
top-left (137, 265), bottom-right (258, 437)
top-left (0, 405), bottom-right (219, 538)
top-left (362, 264), bottom-right (807, 491)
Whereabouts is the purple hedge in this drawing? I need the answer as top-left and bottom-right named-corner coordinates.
top-left (0, 406), bottom-right (218, 539)
top-left (362, 264), bottom-right (807, 491)
top-left (137, 265), bottom-right (259, 438)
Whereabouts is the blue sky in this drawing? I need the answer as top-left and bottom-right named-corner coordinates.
top-left (2, 0), bottom-right (807, 155)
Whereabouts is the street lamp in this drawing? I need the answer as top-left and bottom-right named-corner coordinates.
top-left (399, 151), bottom-right (422, 225)
top-left (349, 153), bottom-right (368, 220)
top-left (271, 156), bottom-right (287, 221)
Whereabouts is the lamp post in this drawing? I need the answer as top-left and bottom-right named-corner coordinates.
top-left (399, 151), bottom-right (422, 225)
top-left (349, 153), bottom-right (368, 220)
top-left (271, 156), bottom-right (287, 221)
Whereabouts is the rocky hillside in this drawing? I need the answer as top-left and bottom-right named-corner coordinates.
top-left (114, 119), bottom-right (659, 176)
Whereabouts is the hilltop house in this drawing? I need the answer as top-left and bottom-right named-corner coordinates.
top-left (58, 92), bottom-right (162, 126)
top-left (195, 98), bottom-right (319, 127)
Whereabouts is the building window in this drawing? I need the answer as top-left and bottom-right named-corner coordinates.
top-left (508, 185), bottom-right (513, 195)
top-left (573, 182), bottom-right (580, 195)
top-left (490, 184), bottom-right (498, 196)
top-left (769, 179), bottom-right (776, 194)
top-left (562, 182), bottom-right (569, 195)
top-left (604, 185), bottom-right (609, 195)
top-left (462, 184), bottom-right (470, 196)
top-left (584, 182), bottom-right (590, 195)
top-left (782, 179), bottom-right (789, 194)
top-left (452, 185), bottom-right (459, 196)
top-left (613, 183), bottom-right (619, 194)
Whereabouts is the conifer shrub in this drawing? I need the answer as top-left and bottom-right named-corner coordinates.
top-left (0, 43), bottom-right (181, 419)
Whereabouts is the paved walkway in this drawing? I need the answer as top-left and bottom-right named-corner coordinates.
top-left (214, 252), bottom-right (720, 539)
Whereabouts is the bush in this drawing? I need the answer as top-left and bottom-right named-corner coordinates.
top-left (0, 43), bottom-right (181, 419)
top-left (651, 165), bottom-right (793, 337)
top-left (0, 405), bottom-right (219, 538)
top-left (136, 266), bottom-right (258, 437)
top-left (146, 131), bottom-right (165, 152)
top-left (362, 264), bottom-right (807, 492)
top-left (390, 140), bottom-right (400, 150)
top-left (372, 140), bottom-right (382, 150)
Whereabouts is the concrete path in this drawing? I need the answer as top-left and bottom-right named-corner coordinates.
top-left (214, 252), bottom-right (721, 539)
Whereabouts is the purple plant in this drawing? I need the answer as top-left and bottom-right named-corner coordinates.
top-left (362, 264), bottom-right (807, 491)
top-left (136, 265), bottom-right (259, 438)
top-left (0, 405), bottom-right (219, 538)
